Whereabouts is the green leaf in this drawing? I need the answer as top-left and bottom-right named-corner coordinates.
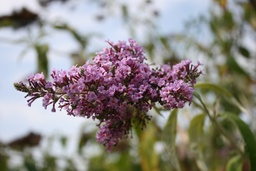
top-left (0, 152), bottom-right (8, 171)
top-left (138, 122), bottom-right (159, 171)
top-left (24, 153), bottom-right (38, 171)
top-left (188, 113), bottom-right (208, 171)
top-left (54, 24), bottom-right (87, 49)
top-left (226, 155), bottom-right (242, 171)
top-left (122, 4), bottom-right (128, 21)
top-left (35, 43), bottom-right (49, 77)
top-left (115, 153), bottom-right (132, 171)
top-left (195, 82), bottom-right (232, 98)
top-left (227, 56), bottom-right (249, 77)
top-left (144, 42), bottom-right (154, 61)
top-left (162, 109), bottom-right (181, 171)
top-left (87, 155), bottom-right (102, 171)
top-left (17, 45), bottom-right (31, 61)
top-left (159, 36), bottom-right (171, 52)
top-left (43, 154), bottom-right (57, 170)
top-left (193, 92), bottom-right (211, 116)
top-left (195, 83), bottom-right (247, 114)
top-left (188, 113), bottom-right (205, 143)
top-left (60, 136), bottom-right (67, 148)
top-left (153, 106), bottom-right (163, 116)
top-left (70, 29), bottom-right (87, 49)
top-left (238, 46), bottom-right (250, 58)
top-left (223, 113), bottom-right (256, 171)
top-left (77, 133), bottom-right (90, 154)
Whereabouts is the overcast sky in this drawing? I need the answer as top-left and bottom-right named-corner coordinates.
top-left (0, 0), bottom-right (211, 144)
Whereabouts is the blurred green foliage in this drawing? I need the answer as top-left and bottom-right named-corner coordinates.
top-left (1, 0), bottom-right (256, 170)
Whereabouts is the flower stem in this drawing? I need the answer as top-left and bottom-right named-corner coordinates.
top-left (193, 92), bottom-right (244, 157)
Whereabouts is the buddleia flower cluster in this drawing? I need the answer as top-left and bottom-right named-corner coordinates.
top-left (14, 39), bottom-right (202, 150)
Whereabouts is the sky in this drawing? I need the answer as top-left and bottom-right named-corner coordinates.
top-left (0, 0), bottom-right (211, 145)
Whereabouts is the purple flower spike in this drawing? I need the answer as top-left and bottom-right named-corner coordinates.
top-left (14, 39), bottom-right (202, 151)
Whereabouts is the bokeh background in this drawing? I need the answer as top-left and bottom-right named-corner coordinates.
top-left (0, 0), bottom-right (209, 143)
top-left (0, 0), bottom-right (255, 170)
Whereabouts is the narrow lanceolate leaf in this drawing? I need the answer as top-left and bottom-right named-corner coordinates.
top-left (238, 46), bottom-right (250, 58)
top-left (159, 36), bottom-right (171, 52)
top-left (195, 83), bottom-right (247, 114)
top-left (162, 109), bottom-right (181, 171)
top-left (223, 113), bottom-right (256, 171)
top-left (188, 113), bottom-right (208, 171)
top-left (54, 24), bottom-right (87, 48)
top-left (35, 44), bottom-right (49, 77)
top-left (226, 155), bottom-right (242, 171)
top-left (195, 82), bottom-right (232, 97)
top-left (138, 123), bottom-right (159, 171)
top-left (188, 113), bottom-right (205, 143)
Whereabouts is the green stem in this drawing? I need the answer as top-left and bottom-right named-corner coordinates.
top-left (193, 93), bottom-right (244, 157)
top-left (152, 106), bottom-right (163, 116)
